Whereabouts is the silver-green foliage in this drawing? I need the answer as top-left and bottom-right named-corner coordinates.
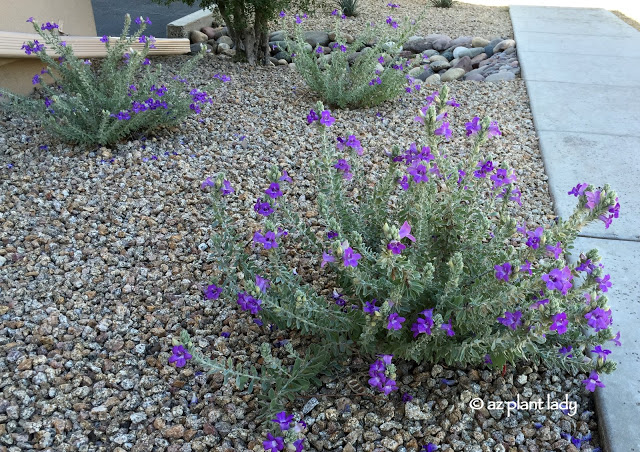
top-left (290, 15), bottom-right (418, 109)
top-left (0, 15), bottom-right (209, 147)
top-left (184, 85), bottom-right (618, 417)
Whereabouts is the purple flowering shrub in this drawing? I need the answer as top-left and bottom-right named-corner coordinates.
top-left (178, 86), bottom-right (619, 421)
top-left (0, 15), bottom-right (213, 146)
top-left (289, 10), bottom-right (422, 108)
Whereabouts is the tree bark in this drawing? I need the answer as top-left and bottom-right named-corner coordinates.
top-left (217, 1), bottom-right (269, 65)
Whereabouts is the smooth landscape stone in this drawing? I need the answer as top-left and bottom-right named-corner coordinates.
top-left (478, 59), bottom-right (492, 67)
top-left (216, 42), bottom-right (230, 54)
top-left (493, 39), bottom-right (516, 53)
top-left (328, 32), bottom-right (355, 43)
top-left (449, 36), bottom-right (472, 48)
top-left (403, 38), bottom-right (434, 53)
top-left (188, 43), bottom-right (203, 55)
top-left (484, 44), bottom-right (494, 57)
top-left (269, 41), bottom-right (289, 52)
top-left (268, 56), bottom-right (280, 65)
top-left (408, 67), bottom-right (423, 78)
top-left (429, 60), bottom-right (451, 71)
top-left (504, 46), bottom-right (517, 55)
top-left (465, 68), bottom-right (485, 78)
top-left (422, 49), bottom-right (439, 57)
top-left (485, 72), bottom-right (516, 81)
top-left (216, 35), bottom-right (233, 47)
top-left (441, 51), bottom-right (454, 61)
top-left (453, 46), bottom-right (471, 59)
top-left (465, 72), bottom-right (485, 81)
top-left (221, 47), bottom-right (235, 57)
top-left (470, 53), bottom-right (488, 67)
top-left (274, 51), bottom-right (292, 63)
top-left (212, 26), bottom-right (228, 40)
top-left (449, 58), bottom-right (459, 67)
top-left (416, 67), bottom-right (434, 81)
top-left (433, 37), bottom-right (452, 51)
top-left (429, 55), bottom-right (448, 63)
top-left (269, 30), bottom-right (286, 41)
top-left (277, 59), bottom-right (288, 66)
top-left (425, 73), bottom-right (441, 84)
top-left (471, 37), bottom-right (490, 47)
top-left (453, 56), bottom-right (473, 73)
top-left (190, 30), bottom-right (208, 44)
top-left (467, 47), bottom-right (485, 58)
top-left (304, 31), bottom-right (330, 47)
top-left (488, 38), bottom-right (503, 47)
top-left (441, 68), bottom-right (466, 82)
top-left (206, 40), bottom-right (217, 53)
top-left (200, 26), bottom-right (216, 39)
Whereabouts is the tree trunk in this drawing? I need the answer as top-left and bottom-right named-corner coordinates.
top-left (217, 1), bottom-right (269, 65)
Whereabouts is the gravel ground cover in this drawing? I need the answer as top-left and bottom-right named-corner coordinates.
top-left (0, 2), bottom-right (602, 452)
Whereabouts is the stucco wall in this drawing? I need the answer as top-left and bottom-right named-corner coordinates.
top-left (0, 0), bottom-right (96, 95)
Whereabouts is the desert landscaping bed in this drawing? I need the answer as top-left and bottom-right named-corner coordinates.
top-left (0, 2), bottom-right (603, 452)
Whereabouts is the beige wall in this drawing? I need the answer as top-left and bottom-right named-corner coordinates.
top-left (0, 0), bottom-right (96, 95)
top-left (1, 0), bottom-right (96, 35)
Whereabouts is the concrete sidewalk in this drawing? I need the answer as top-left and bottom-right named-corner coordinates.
top-left (510, 5), bottom-right (640, 451)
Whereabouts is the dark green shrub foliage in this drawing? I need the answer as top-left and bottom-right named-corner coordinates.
top-left (337, 0), bottom-right (360, 16)
top-left (0, 15), bottom-right (211, 147)
top-left (431, 0), bottom-right (453, 7)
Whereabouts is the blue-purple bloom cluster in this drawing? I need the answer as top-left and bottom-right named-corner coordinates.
top-left (368, 355), bottom-right (398, 394)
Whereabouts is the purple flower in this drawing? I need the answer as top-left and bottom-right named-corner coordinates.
top-left (411, 314), bottom-right (434, 337)
top-left (26, 17), bottom-right (34, 22)
top-left (559, 345), bottom-right (573, 358)
top-left (263, 432), bottom-right (285, 452)
top-left (591, 345), bottom-right (611, 361)
top-left (327, 230), bottom-right (338, 240)
top-left (520, 260), bottom-right (532, 275)
top-left (221, 180), bottom-right (234, 195)
top-left (204, 284), bottom-right (222, 300)
top-left (253, 230), bottom-right (278, 249)
top-left (408, 162), bottom-right (429, 183)
top-left (546, 242), bottom-right (563, 259)
top-left (398, 175), bottom-right (409, 191)
top-left (529, 296), bottom-right (549, 310)
top-left (343, 247), bottom-right (361, 267)
top-left (363, 299), bottom-right (379, 314)
top-left (32, 74), bottom-right (40, 85)
top-left (387, 241), bottom-right (406, 254)
top-left (293, 439), bottom-right (305, 452)
top-left (21, 40), bottom-right (45, 55)
top-left (487, 121), bottom-right (501, 137)
top-left (168, 345), bottom-right (192, 367)
top-left (607, 331), bottom-right (621, 348)
top-left (271, 411), bottom-right (294, 431)
top-left (568, 183), bottom-right (588, 197)
top-left (387, 313), bottom-right (405, 330)
top-left (582, 371), bottom-right (605, 392)
top-left (279, 10), bottom-right (286, 18)
top-left (331, 9), bottom-right (338, 15)
top-left (320, 110), bottom-right (335, 126)
top-left (306, 109), bottom-right (320, 124)
top-left (441, 318), bottom-right (455, 336)
top-left (446, 97), bottom-right (460, 107)
top-left (465, 116), bottom-right (481, 136)
top-left (265, 182), bottom-right (283, 199)
top-left (541, 267), bottom-right (573, 295)
top-left (423, 443), bottom-right (438, 452)
top-left (490, 168), bottom-right (516, 189)
top-left (494, 262), bottom-right (512, 282)
top-left (385, 16), bottom-right (398, 28)
top-left (201, 177), bottom-right (215, 189)
top-left (237, 292), bottom-right (262, 314)
top-left (345, 135), bottom-right (363, 155)
top-left (585, 190), bottom-right (601, 210)
top-left (41, 22), bottom-right (59, 31)
top-left (221, 332), bottom-right (230, 338)
top-left (321, 250), bottom-right (335, 268)
top-left (576, 259), bottom-right (595, 274)
top-left (608, 198), bottom-right (620, 218)
top-left (595, 274), bottom-right (612, 292)
top-left (255, 275), bottom-right (270, 293)
top-left (110, 111), bottom-right (131, 121)
top-left (399, 221), bottom-right (416, 242)
top-left (254, 198), bottom-right (274, 216)
top-left (484, 354), bottom-right (492, 365)
top-left (526, 227), bottom-right (543, 249)
top-left (402, 392), bottom-right (413, 402)
top-left (474, 160), bottom-right (493, 178)
top-left (387, 2), bottom-right (400, 7)
top-left (434, 121), bottom-right (452, 140)
top-left (142, 58), bottom-right (151, 65)
top-left (381, 378), bottom-right (398, 395)
top-left (550, 312), bottom-right (568, 335)
top-left (584, 307), bottom-right (612, 332)
top-left (498, 310), bottom-right (522, 330)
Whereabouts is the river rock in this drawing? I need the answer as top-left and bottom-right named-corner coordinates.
top-left (403, 38), bottom-right (433, 53)
top-left (465, 72), bottom-right (485, 81)
top-left (472, 37), bottom-right (490, 47)
top-left (470, 53), bottom-right (488, 67)
top-left (269, 30), bottom-right (287, 41)
top-left (493, 39), bottom-right (516, 53)
top-left (484, 44), bottom-right (494, 57)
top-left (429, 60), bottom-right (451, 72)
top-left (485, 72), bottom-right (516, 81)
top-left (467, 47), bottom-right (485, 58)
top-left (216, 42), bottom-right (230, 54)
top-left (425, 73), bottom-right (441, 84)
top-left (274, 51), bottom-right (291, 63)
top-left (422, 49), bottom-right (439, 57)
top-left (453, 56), bottom-right (473, 72)
top-left (212, 27), bottom-right (228, 40)
top-left (304, 31), bottom-right (330, 47)
top-left (216, 36), bottom-right (233, 47)
top-left (453, 46), bottom-right (471, 59)
top-left (189, 30), bottom-right (208, 44)
top-left (201, 27), bottom-right (217, 40)
top-left (441, 68), bottom-right (466, 82)
top-left (449, 36), bottom-right (472, 48)
top-left (429, 55), bottom-right (448, 63)
top-left (416, 67), bottom-right (434, 81)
